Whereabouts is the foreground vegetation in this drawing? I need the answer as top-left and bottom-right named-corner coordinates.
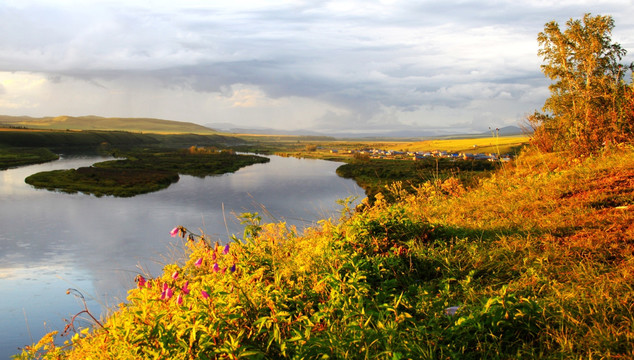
top-left (24, 148), bottom-right (270, 197)
top-left (16, 144), bottom-right (634, 359)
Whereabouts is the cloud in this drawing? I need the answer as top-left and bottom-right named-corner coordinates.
top-left (0, 0), bottom-right (632, 134)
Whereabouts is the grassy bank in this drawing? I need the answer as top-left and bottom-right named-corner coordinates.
top-left (336, 157), bottom-right (498, 202)
top-left (17, 144), bottom-right (634, 359)
top-left (24, 148), bottom-right (270, 197)
top-left (0, 147), bottom-right (59, 170)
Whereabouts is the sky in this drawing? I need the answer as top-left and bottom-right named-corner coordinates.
top-left (0, 0), bottom-right (633, 136)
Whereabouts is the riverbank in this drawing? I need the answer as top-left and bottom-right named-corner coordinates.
top-left (0, 147), bottom-right (59, 170)
top-left (336, 157), bottom-right (498, 203)
top-left (17, 144), bottom-right (634, 359)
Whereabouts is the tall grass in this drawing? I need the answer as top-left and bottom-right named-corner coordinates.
top-left (15, 145), bottom-right (634, 359)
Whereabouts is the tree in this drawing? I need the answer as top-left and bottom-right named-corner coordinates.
top-left (532, 13), bottom-right (634, 155)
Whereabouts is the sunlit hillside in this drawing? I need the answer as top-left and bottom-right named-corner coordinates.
top-left (403, 135), bottom-right (529, 154)
top-left (0, 115), bottom-right (217, 134)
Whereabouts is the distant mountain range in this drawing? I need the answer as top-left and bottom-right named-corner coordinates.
top-left (203, 122), bottom-right (328, 136)
top-left (205, 122), bottom-right (526, 139)
top-left (0, 115), bottom-right (526, 139)
top-left (0, 115), bottom-right (217, 134)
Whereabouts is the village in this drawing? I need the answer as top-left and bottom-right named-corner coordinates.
top-left (329, 146), bottom-right (514, 162)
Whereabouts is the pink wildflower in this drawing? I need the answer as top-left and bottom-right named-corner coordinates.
top-left (212, 252), bottom-right (217, 261)
top-left (135, 275), bottom-right (146, 288)
top-left (177, 294), bottom-right (183, 306)
top-left (223, 244), bottom-right (230, 255)
top-left (213, 263), bottom-right (220, 272)
top-left (161, 283), bottom-right (173, 300)
top-left (170, 227), bottom-right (179, 237)
top-left (172, 271), bottom-right (179, 280)
top-left (201, 290), bottom-right (210, 299)
top-left (194, 257), bottom-right (203, 267)
top-left (182, 281), bottom-right (190, 295)
top-left (165, 287), bottom-right (174, 300)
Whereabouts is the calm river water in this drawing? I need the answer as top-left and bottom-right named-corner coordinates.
top-left (0, 155), bottom-right (363, 359)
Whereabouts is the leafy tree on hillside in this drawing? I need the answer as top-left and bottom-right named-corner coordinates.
top-left (528, 13), bottom-right (634, 155)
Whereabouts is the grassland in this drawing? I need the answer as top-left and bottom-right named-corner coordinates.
top-left (0, 115), bottom-right (217, 134)
top-left (403, 135), bottom-right (529, 154)
top-left (0, 128), bottom-right (242, 150)
top-left (17, 144), bottom-right (634, 359)
top-left (255, 135), bottom-right (529, 160)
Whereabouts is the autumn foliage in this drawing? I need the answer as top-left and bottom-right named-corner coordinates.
top-left (529, 13), bottom-right (634, 155)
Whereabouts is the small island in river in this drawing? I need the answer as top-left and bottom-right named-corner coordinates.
top-left (25, 147), bottom-right (270, 197)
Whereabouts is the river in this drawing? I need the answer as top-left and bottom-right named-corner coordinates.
top-left (0, 154), bottom-right (363, 359)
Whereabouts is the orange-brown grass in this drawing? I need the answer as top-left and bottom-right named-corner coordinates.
top-left (402, 144), bottom-right (634, 357)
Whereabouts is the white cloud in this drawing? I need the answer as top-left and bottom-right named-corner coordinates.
top-left (0, 0), bottom-right (632, 134)
top-left (0, 72), bottom-right (48, 109)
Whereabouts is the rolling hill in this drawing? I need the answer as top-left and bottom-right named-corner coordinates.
top-left (0, 115), bottom-right (217, 134)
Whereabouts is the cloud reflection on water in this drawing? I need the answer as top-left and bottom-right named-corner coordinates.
top-left (0, 154), bottom-right (362, 358)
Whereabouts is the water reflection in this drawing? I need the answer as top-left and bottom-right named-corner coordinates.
top-left (0, 155), bottom-right (362, 358)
